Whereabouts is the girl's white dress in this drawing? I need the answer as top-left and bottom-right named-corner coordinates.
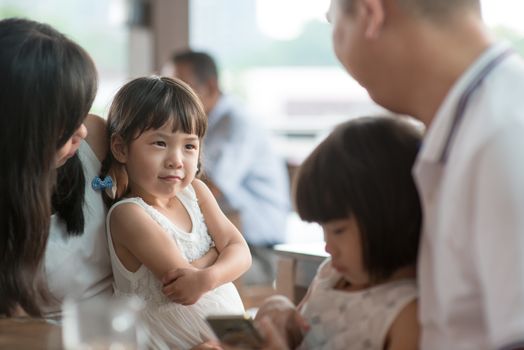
top-left (298, 258), bottom-right (417, 350)
top-left (106, 185), bottom-right (245, 350)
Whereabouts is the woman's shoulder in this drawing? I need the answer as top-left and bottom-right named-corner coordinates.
top-left (84, 114), bottom-right (108, 162)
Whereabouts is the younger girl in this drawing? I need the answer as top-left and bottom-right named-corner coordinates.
top-left (101, 76), bottom-right (251, 349)
top-left (256, 116), bottom-right (422, 350)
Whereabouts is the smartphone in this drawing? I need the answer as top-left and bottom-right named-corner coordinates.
top-left (206, 314), bottom-right (265, 349)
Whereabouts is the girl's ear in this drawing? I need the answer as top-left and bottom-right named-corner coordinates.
top-left (362, 0), bottom-right (385, 39)
top-left (111, 135), bottom-right (128, 163)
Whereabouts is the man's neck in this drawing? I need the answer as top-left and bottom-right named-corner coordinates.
top-left (402, 14), bottom-right (494, 126)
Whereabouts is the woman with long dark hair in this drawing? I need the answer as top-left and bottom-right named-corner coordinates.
top-left (0, 18), bottom-right (111, 317)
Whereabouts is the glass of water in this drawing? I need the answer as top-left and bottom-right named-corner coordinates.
top-left (62, 295), bottom-right (147, 350)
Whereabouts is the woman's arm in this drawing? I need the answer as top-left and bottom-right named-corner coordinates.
top-left (162, 179), bottom-right (251, 302)
top-left (384, 300), bottom-right (419, 350)
top-left (83, 114), bottom-right (108, 162)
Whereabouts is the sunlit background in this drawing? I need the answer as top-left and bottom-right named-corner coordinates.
top-left (1, 0), bottom-right (523, 164)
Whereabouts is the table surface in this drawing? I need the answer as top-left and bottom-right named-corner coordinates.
top-left (273, 242), bottom-right (328, 303)
top-left (273, 242), bottom-right (328, 261)
top-left (0, 317), bottom-right (63, 349)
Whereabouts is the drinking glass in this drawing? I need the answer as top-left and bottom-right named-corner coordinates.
top-left (62, 295), bottom-right (147, 350)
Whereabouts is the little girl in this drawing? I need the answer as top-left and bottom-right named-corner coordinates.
top-left (255, 116), bottom-right (422, 350)
top-left (100, 76), bottom-right (251, 349)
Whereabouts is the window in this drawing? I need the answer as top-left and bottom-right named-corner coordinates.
top-left (0, 0), bottom-right (129, 116)
top-left (190, 0), bottom-right (384, 164)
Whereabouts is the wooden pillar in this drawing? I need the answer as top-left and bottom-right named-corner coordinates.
top-left (151, 0), bottom-right (189, 73)
top-left (128, 0), bottom-right (189, 77)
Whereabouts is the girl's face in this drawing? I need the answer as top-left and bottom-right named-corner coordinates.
top-left (118, 119), bottom-right (200, 202)
top-left (55, 123), bottom-right (88, 168)
top-left (322, 215), bottom-right (369, 287)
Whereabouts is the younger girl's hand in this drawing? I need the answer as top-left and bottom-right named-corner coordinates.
top-left (256, 317), bottom-right (290, 350)
top-left (219, 317), bottom-right (290, 350)
top-left (162, 267), bottom-right (212, 305)
top-left (191, 340), bottom-right (223, 350)
top-left (255, 295), bottom-right (309, 348)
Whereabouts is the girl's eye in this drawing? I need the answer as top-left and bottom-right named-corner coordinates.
top-left (331, 226), bottom-right (347, 235)
top-left (154, 141), bottom-right (166, 147)
top-left (185, 144), bottom-right (197, 150)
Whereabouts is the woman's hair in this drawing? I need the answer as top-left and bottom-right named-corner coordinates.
top-left (52, 153), bottom-right (87, 235)
top-left (294, 116), bottom-right (422, 283)
top-left (0, 18), bottom-right (97, 316)
top-left (100, 76), bottom-right (207, 206)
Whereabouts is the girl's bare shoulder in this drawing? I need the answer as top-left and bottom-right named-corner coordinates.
top-left (385, 299), bottom-right (419, 350)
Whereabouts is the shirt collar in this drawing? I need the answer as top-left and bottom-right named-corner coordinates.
top-left (417, 42), bottom-right (511, 163)
top-left (207, 94), bottom-right (229, 129)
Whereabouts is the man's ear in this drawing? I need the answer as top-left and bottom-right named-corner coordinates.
top-left (362, 0), bottom-right (385, 39)
top-left (202, 77), bottom-right (219, 99)
top-left (111, 135), bottom-right (128, 163)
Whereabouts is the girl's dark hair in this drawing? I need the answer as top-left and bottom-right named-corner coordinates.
top-left (295, 116), bottom-right (422, 282)
top-left (0, 18), bottom-right (97, 316)
top-left (100, 76), bottom-right (207, 206)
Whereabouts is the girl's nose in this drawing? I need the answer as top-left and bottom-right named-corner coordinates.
top-left (166, 150), bottom-right (183, 168)
top-left (324, 241), bottom-right (332, 255)
top-left (324, 234), bottom-right (333, 255)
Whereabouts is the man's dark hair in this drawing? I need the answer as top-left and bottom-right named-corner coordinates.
top-left (171, 50), bottom-right (218, 84)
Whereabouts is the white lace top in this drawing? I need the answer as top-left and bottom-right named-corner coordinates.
top-left (106, 185), bottom-right (244, 349)
top-left (298, 258), bottom-right (417, 350)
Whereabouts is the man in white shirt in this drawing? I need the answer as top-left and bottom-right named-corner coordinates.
top-left (327, 0), bottom-right (524, 349)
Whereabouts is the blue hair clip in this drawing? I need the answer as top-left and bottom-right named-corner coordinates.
top-left (91, 176), bottom-right (113, 191)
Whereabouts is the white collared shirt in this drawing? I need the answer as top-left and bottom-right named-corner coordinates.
top-left (415, 42), bottom-right (524, 350)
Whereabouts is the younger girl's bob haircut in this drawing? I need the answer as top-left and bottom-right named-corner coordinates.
top-left (294, 116), bottom-right (422, 283)
top-left (101, 76), bottom-right (207, 204)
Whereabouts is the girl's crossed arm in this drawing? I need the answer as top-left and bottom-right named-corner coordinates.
top-left (162, 179), bottom-right (252, 304)
top-left (109, 201), bottom-right (212, 296)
